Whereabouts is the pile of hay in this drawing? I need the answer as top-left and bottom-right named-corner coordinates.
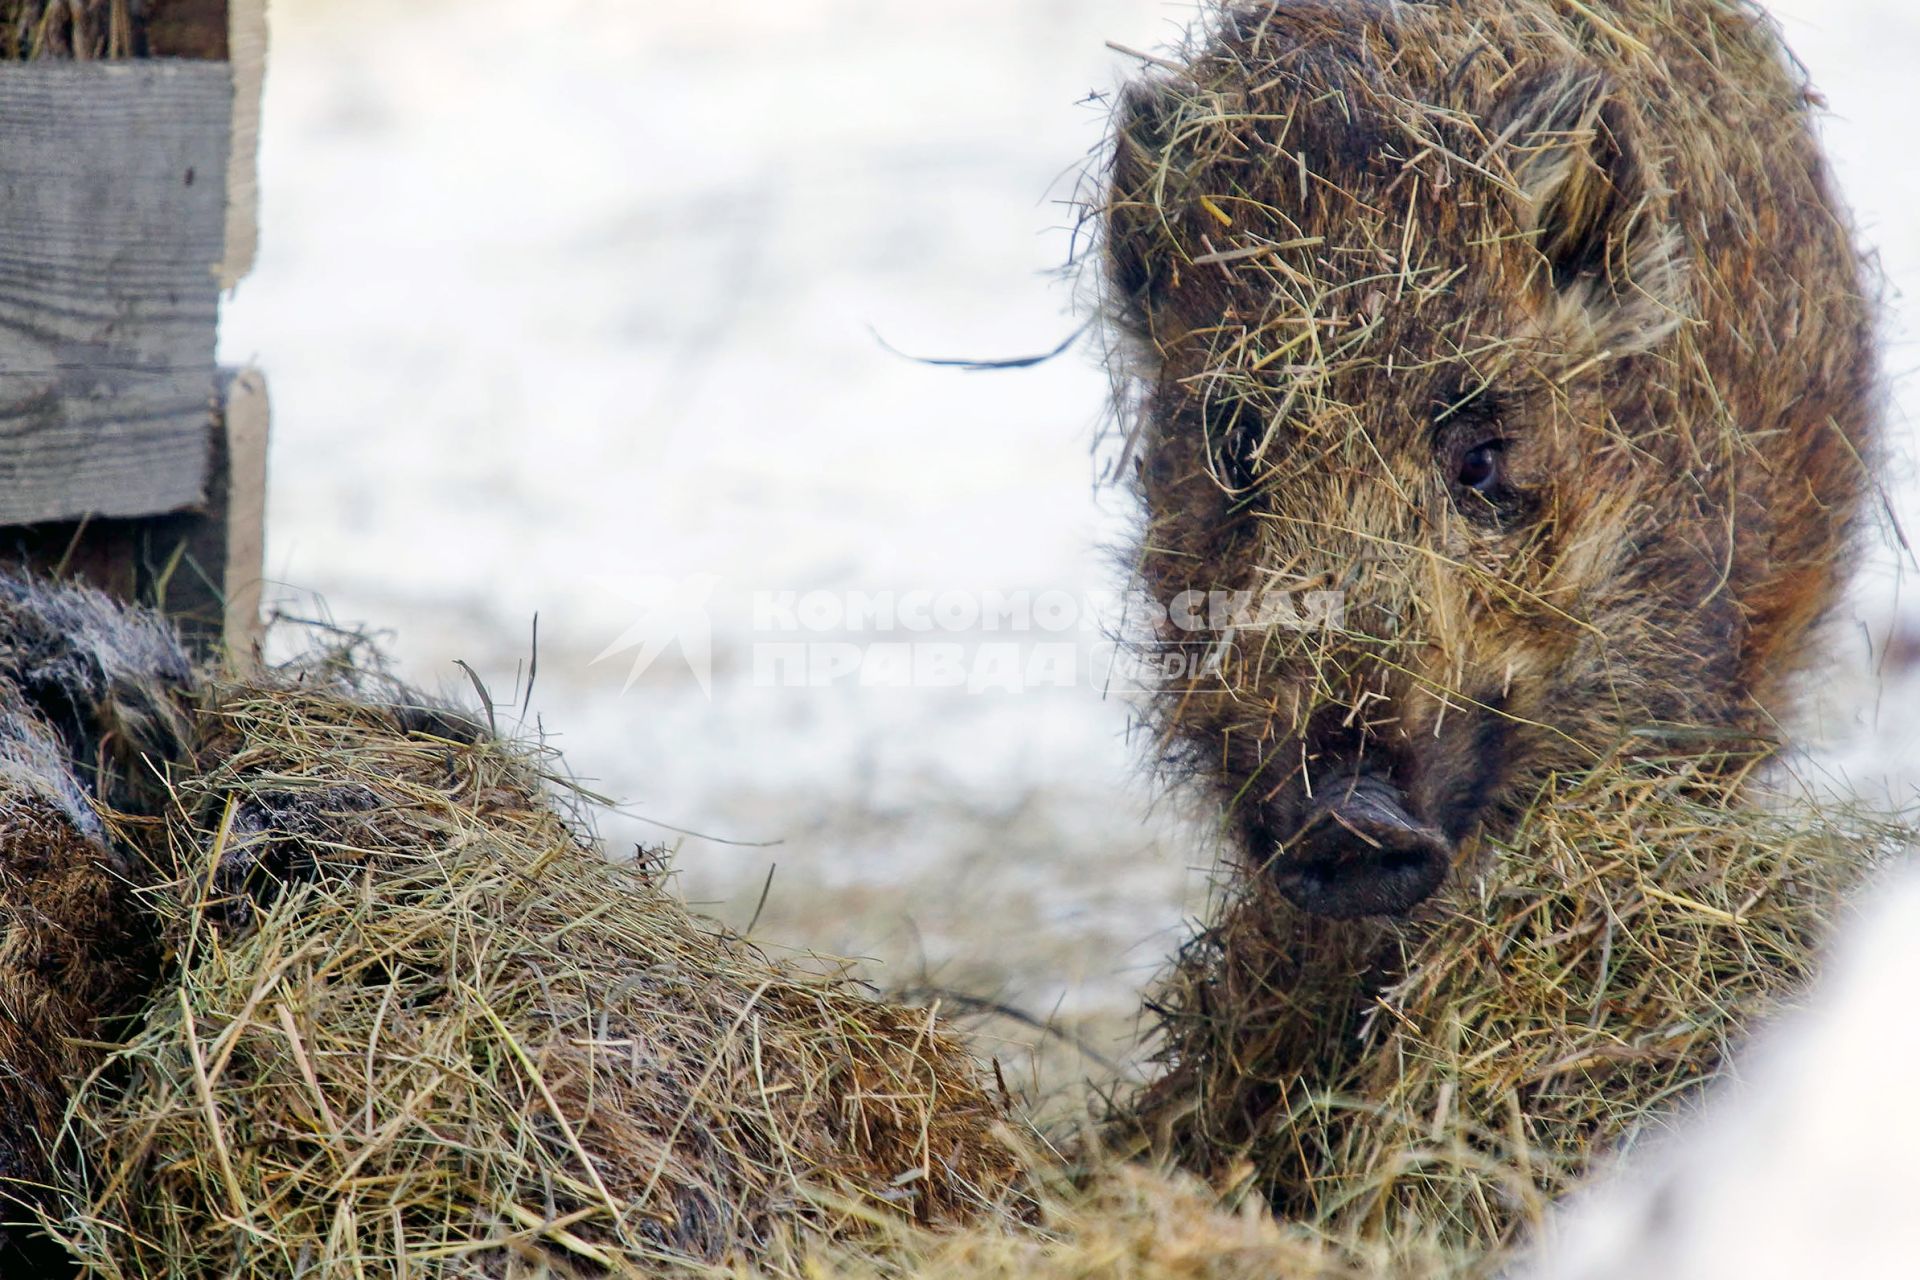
top-left (1108, 744), bottom-right (1900, 1269)
top-left (46, 670), bottom-right (1025, 1276)
top-left (0, 573), bottom-right (1874, 1278)
top-left (804, 1162), bottom-right (1372, 1280)
top-left (785, 741), bottom-right (1897, 1280)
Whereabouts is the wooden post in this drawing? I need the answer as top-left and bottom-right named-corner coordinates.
top-left (0, 0), bottom-right (269, 658)
top-left (0, 370), bottom-right (266, 655)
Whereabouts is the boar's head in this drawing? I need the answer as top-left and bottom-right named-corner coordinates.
top-left (1103, 1), bottom-right (1874, 917)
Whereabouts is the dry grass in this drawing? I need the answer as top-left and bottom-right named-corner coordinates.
top-left (0, 0), bottom-right (225, 59)
top-left (800, 1161), bottom-right (1380, 1280)
top-left (46, 672), bottom-right (1025, 1277)
top-left (1108, 743), bottom-right (1901, 1270)
top-left (22, 659), bottom-right (1888, 1280)
top-left (0, 0), bottom-right (136, 58)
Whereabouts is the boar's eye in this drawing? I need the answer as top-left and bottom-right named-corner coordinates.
top-left (1431, 386), bottom-right (1536, 528)
top-left (1447, 436), bottom-right (1531, 525)
top-left (1458, 441), bottom-right (1504, 492)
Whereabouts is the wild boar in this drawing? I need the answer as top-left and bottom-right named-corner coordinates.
top-left (1104, 0), bottom-right (1876, 918)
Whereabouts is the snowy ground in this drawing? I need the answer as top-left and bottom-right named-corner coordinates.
top-left (220, 0), bottom-right (1920, 1094)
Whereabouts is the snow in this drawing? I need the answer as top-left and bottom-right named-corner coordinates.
top-left (1527, 862), bottom-right (1920, 1279)
top-left (220, 0), bottom-right (1919, 1014)
top-left (222, 0), bottom-right (1205, 1021)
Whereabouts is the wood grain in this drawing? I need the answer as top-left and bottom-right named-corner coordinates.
top-left (214, 365), bottom-right (267, 660)
top-left (0, 60), bottom-right (229, 524)
top-left (222, 0), bottom-right (265, 287)
top-left (0, 369), bottom-right (270, 660)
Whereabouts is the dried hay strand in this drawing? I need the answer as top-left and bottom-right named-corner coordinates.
top-left (801, 1162), bottom-right (1388, 1280)
top-left (0, 576), bottom-right (1879, 1279)
top-left (47, 673), bottom-right (1026, 1277)
top-left (0, 0), bottom-right (223, 59)
top-left (0, 0), bottom-right (137, 58)
top-left (1109, 745), bottom-right (1901, 1268)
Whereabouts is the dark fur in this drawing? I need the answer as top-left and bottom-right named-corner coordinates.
top-left (0, 680), bottom-right (162, 1268)
top-left (0, 576), bottom-right (193, 1267)
top-left (0, 577), bottom-right (492, 1266)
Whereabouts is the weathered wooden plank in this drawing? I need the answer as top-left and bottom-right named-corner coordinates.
top-left (0, 60), bottom-right (229, 524)
top-left (0, 369), bottom-right (271, 660)
top-left (213, 365), bottom-right (267, 660)
top-left (222, 0), bottom-right (265, 288)
top-left (125, 366), bottom-right (268, 657)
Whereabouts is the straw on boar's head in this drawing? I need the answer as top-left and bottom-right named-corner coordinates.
top-left (1105, 0), bottom-right (1874, 918)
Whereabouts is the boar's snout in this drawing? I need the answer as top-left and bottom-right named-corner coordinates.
top-left (1273, 776), bottom-right (1452, 919)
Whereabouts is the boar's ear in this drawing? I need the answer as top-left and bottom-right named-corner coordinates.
top-left (1105, 78), bottom-right (1188, 336)
top-left (1495, 67), bottom-right (1683, 349)
top-left (1499, 68), bottom-right (1642, 287)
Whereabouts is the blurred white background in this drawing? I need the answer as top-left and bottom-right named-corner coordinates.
top-left (218, 0), bottom-right (1920, 1072)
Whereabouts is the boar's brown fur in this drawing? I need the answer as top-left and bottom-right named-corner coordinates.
top-left (0, 682), bottom-right (154, 1270)
top-left (1104, 0), bottom-right (1874, 915)
top-left (1100, 0), bottom-right (1881, 1259)
top-left (0, 577), bottom-right (192, 1269)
